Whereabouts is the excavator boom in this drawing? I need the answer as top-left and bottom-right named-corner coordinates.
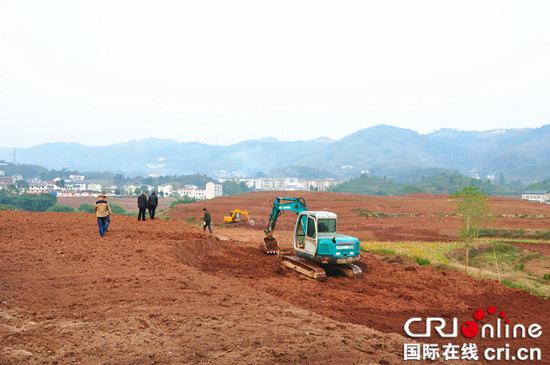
top-left (262, 197), bottom-right (308, 254)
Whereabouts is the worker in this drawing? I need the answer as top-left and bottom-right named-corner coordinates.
top-left (137, 191), bottom-right (148, 221)
top-left (94, 193), bottom-right (112, 237)
top-left (147, 191), bottom-right (158, 219)
top-left (202, 208), bottom-right (212, 233)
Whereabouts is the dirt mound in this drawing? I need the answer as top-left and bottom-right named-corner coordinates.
top-left (172, 233), bottom-right (235, 268)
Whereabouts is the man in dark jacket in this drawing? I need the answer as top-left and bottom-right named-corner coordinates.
top-left (137, 191), bottom-right (148, 221)
top-left (147, 191), bottom-right (158, 219)
top-left (203, 208), bottom-right (212, 233)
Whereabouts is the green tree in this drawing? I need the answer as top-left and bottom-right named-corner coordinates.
top-left (78, 203), bottom-right (95, 213)
top-left (16, 180), bottom-right (29, 189)
top-left (109, 204), bottom-right (127, 215)
top-left (450, 187), bottom-right (492, 273)
top-left (113, 174), bottom-right (126, 185)
top-left (47, 204), bottom-right (75, 213)
top-left (402, 185), bottom-right (426, 195)
top-left (222, 181), bottom-right (253, 196)
top-left (16, 193), bottom-right (58, 212)
top-left (170, 196), bottom-right (197, 207)
top-left (6, 184), bottom-right (19, 193)
top-left (55, 179), bottom-right (66, 188)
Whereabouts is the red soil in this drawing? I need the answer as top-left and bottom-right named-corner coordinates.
top-left (1, 191), bottom-right (549, 364)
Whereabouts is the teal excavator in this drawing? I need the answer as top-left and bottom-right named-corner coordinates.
top-left (262, 197), bottom-right (363, 280)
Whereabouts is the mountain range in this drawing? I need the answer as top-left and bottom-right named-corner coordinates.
top-left (2, 124), bottom-right (550, 183)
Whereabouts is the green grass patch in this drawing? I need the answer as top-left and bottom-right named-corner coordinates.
top-left (356, 208), bottom-right (390, 218)
top-left (369, 248), bottom-right (397, 255)
top-left (185, 216), bottom-right (196, 223)
top-left (415, 257), bottom-right (431, 266)
top-left (480, 228), bottom-right (550, 240)
top-left (501, 280), bottom-right (532, 292)
top-left (361, 241), bottom-right (463, 264)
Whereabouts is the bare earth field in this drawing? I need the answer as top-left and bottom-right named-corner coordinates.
top-left (1, 192), bottom-right (550, 364)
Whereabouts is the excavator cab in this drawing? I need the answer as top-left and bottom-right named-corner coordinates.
top-left (293, 213), bottom-right (318, 256)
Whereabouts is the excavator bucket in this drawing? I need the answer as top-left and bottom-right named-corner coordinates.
top-left (262, 237), bottom-right (279, 254)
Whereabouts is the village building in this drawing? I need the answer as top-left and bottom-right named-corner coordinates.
top-left (28, 182), bottom-right (49, 193)
top-left (87, 183), bottom-right (103, 192)
top-left (205, 181), bottom-right (223, 199)
top-left (521, 190), bottom-right (550, 203)
top-left (158, 184), bottom-right (174, 197)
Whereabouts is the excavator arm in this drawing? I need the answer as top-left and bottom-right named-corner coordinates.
top-left (262, 197), bottom-right (308, 254)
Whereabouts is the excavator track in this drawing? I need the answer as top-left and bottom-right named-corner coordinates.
top-left (333, 263), bottom-right (363, 279)
top-left (281, 255), bottom-right (327, 281)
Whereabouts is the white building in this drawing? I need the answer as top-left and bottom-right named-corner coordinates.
top-left (205, 181), bottom-right (223, 199)
top-left (303, 179), bottom-right (338, 191)
top-left (178, 185), bottom-right (205, 200)
top-left (158, 184), bottom-right (174, 197)
top-left (220, 177), bottom-right (339, 192)
top-left (66, 182), bottom-right (87, 191)
top-left (28, 182), bottom-right (48, 193)
top-left (87, 183), bottom-right (103, 192)
top-left (521, 190), bottom-right (550, 203)
top-left (178, 184), bottom-right (219, 200)
top-left (123, 184), bottom-right (140, 195)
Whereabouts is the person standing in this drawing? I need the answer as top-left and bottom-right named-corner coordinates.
top-left (137, 191), bottom-right (148, 221)
top-left (94, 194), bottom-right (112, 237)
top-left (202, 208), bottom-right (212, 234)
top-left (147, 191), bottom-right (158, 219)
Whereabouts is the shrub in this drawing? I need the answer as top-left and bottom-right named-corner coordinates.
top-left (170, 196), bottom-right (197, 208)
top-left (78, 203), bottom-right (95, 213)
top-left (109, 203), bottom-right (127, 215)
top-left (415, 257), bottom-right (431, 266)
top-left (0, 204), bottom-right (16, 211)
top-left (47, 204), bottom-right (75, 213)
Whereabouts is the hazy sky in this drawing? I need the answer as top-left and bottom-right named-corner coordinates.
top-left (1, 1), bottom-right (549, 147)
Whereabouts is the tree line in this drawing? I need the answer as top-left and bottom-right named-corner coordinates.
top-left (0, 192), bottom-right (129, 214)
top-left (328, 172), bottom-right (546, 196)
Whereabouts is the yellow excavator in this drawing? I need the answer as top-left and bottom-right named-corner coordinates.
top-left (223, 209), bottom-right (255, 226)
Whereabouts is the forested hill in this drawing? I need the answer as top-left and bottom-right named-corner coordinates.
top-left (2, 124), bottom-right (550, 183)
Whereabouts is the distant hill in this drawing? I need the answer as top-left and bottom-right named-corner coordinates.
top-left (2, 124), bottom-right (550, 183)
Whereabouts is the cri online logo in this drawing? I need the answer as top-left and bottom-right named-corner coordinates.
top-left (404, 306), bottom-right (542, 339)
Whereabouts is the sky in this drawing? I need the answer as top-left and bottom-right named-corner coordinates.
top-left (1, 0), bottom-right (549, 147)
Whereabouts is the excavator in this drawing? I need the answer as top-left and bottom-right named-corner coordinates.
top-left (262, 196), bottom-right (362, 280)
top-left (223, 209), bottom-right (255, 226)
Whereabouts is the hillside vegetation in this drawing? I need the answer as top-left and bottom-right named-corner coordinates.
top-left (3, 124), bottom-right (550, 182)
